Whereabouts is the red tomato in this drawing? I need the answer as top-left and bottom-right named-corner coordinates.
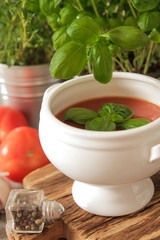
top-left (0, 106), bottom-right (28, 144)
top-left (0, 126), bottom-right (50, 182)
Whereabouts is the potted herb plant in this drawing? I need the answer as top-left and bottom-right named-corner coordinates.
top-left (0, 0), bottom-right (55, 128)
top-left (42, 0), bottom-right (160, 83)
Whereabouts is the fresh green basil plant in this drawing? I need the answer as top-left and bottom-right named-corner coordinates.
top-left (39, 0), bottom-right (160, 83)
top-left (63, 103), bottom-right (150, 131)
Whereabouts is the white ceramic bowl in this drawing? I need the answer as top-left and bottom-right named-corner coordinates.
top-left (39, 72), bottom-right (160, 216)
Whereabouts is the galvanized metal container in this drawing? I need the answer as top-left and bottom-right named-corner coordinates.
top-left (0, 64), bottom-right (60, 128)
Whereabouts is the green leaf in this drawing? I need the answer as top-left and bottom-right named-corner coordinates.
top-left (50, 42), bottom-right (86, 79)
top-left (85, 117), bottom-right (116, 131)
top-left (98, 103), bottom-right (133, 123)
top-left (90, 38), bottom-right (113, 84)
top-left (123, 16), bottom-right (138, 27)
top-left (60, 4), bottom-right (78, 25)
top-left (108, 18), bottom-right (122, 29)
top-left (137, 12), bottom-right (160, 32)
top-left (118, 118), bottom-right (150, 129)
top-left (108, 44), bottom-right (119, 57)
top-left (46, 13), bottom-right (60, 30)
top-left (53, 0), bottom-right (62, 8)
top-left (131, 0), bottom-right (160, 12)
top-left (26, 0), bottom-right (40, 13)
top-left (94, 17), bottom-right (108, 30)
top-left (39, 0), bottom-right (58, 16)
top-left (76, 10), bottom-right (94, 19)
top-left (105, 26), bottom-right (149, 50)
top-left (64, 108), bottom-right (97, 124)
top-left (67, 16), bottom-right (101, 45)
top-left (52, 26), bottom-right (71, 50)
top-left (149, 29), bottom-right (160, 43)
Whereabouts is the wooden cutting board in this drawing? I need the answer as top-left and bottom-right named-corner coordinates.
top-left (6, 163), bottom-right (160, 240)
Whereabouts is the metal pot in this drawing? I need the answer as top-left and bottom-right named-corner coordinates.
top-left (0, 63), bottom-right (60, 128)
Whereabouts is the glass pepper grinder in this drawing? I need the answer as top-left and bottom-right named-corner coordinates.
top-left (5, 189), bottom-right (65, 233)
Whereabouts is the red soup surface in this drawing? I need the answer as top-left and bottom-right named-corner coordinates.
top-left (56, 97), bottom-right (160, 129)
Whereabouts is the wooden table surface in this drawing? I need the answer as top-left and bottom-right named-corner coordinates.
top-left (6, 163), bottom-right (160, 240)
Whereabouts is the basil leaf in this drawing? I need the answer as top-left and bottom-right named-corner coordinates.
top-left (60, 4), bottom-right (77, 25)
top-left (118, 118), bottom-right (150, 130)
top-left (123, 16), bottom-right (138, 27)
top-left (98, 103), bottom-right (133, 123)
top-left (137, 12), bottom-right (160, 32)
top-left (105, 26), bottom-right (149, 51)
top-left (53, 0), bottom-right (61, 8)
top-left (52, 26), bottom-right (71, 50)
top-left (50, 42), bottom-right (86, 79)
top-left (64, 108), bottom-right (97, 124)
top-left (76, 10), bottom-right (94, 19)
top-left (131, 0), bottom-right (160, 12)
top-left (108, 44), bottom-right (119, 57)
top-left (67, 16), bottom-right (101, 45)
top-left (149, 29), bottom-right (160, 43)
top-left (47, 13), bottom-right (60, 31)
top-left (39, 0), bottom-right (60, 16)
top-left (90, 38), bottom-right (113, 84)
top-left (108, 18), bottom-right (122, 29)
top-left (94, 17), bottom-right (108, 31)
top-left (85, 117), bottom-right (116, 131)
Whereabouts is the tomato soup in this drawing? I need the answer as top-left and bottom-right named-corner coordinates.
top-left (56, 97), bottom-right (160, 129)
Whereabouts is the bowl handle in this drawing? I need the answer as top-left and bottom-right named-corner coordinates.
top-left (149, 144), bottom-right (160, 162)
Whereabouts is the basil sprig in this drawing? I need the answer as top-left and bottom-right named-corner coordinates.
top-left (98, 103), bottom-right (133, 123)
top-left (63, 103), bottom-right (150, 131)
top-left (49, 15), bottom-right (149, 83)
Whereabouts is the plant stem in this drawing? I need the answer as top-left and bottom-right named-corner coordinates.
top-left (125, 60), bottom-right (132, 72)
top-left (143, 41), bottom-right (154, 74)
top-left (91, 0), bottom-right (100, 17)
top-left (152, 42), bottom-right (158, 56)
top-left (127, 0), bottom-right (137, 18)
top-left (137, 48), bottom-right (146, 70)
top-left (117, 53), bottom-right (132, 72)
top-left (76, 0), bottom-right (83, 10)
top-left (22, 0), bottom-right (26, 9)
top-left (87, 61), bottom-right (92, 74)
top-left (16, 3), bottom-right (31, 61)
top-left (113, 57), bottom-right (127, 72)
